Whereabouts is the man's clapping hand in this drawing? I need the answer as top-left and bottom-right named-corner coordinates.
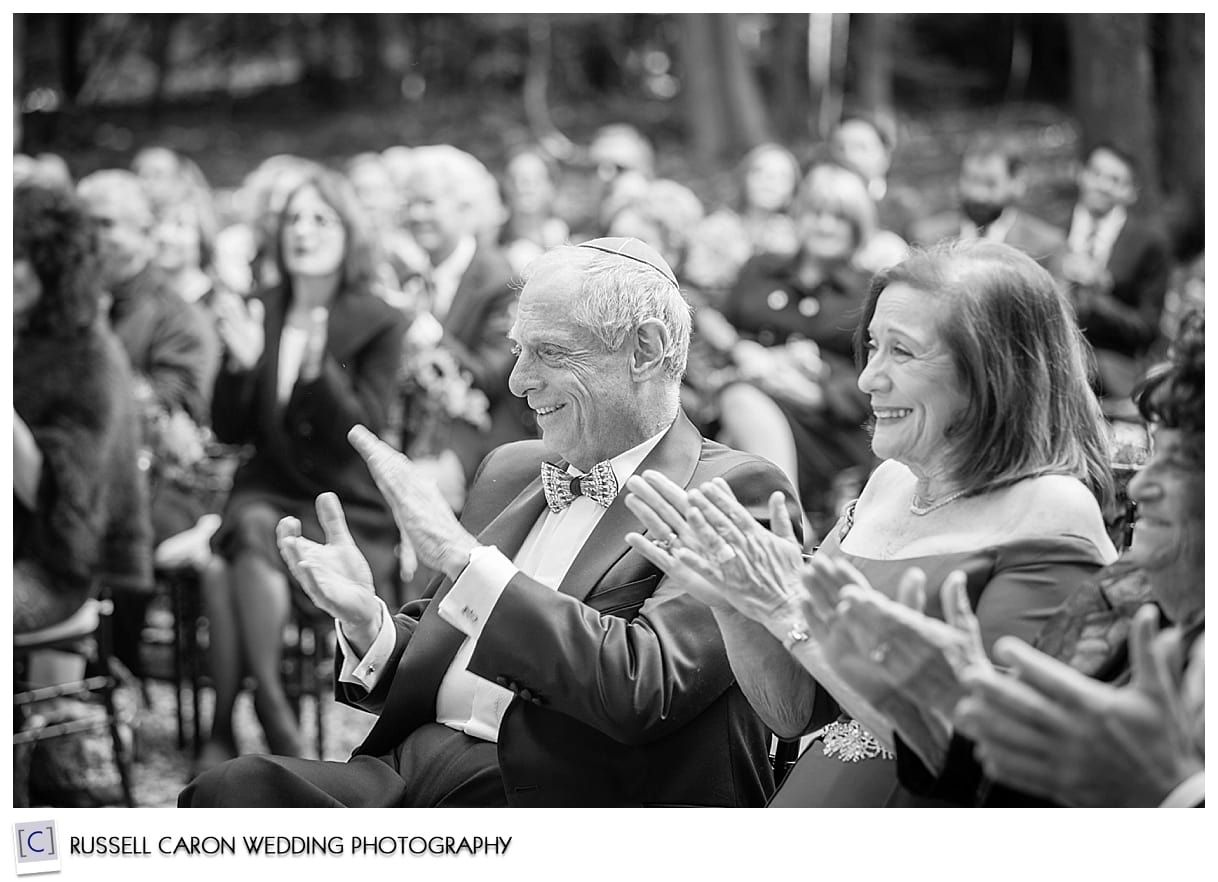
top-left (348, 424), bottom-right (479, 581)
top-left (277, 492), bottom-right (382, 655)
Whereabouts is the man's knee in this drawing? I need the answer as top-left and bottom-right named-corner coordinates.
top-left (179, 754), bottom-right (286, 808)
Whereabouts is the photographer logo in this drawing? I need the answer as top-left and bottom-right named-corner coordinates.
top-left (13, 821), bottom-right (61, 875)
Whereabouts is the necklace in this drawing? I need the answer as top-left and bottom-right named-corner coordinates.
top-left (909, 489), bottom-right (967, 516)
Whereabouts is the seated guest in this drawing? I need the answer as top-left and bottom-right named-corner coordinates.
top-left (396, 145), bottom-right (533, 497)
top-left (14, 182), bottom-right (152, 633)
top-left (735, 142), bottom-right (801, 261)
top-left (131, 145), bottom-right (209, 221)
top-left (344, 152), bottom-right (417, 295)
top-left (76, 169), bottom-right (221, 675)
top-left (151, 174), bottom-right (222, 312)
top-left (827, 312), bottom-right (1204, 806)
top-left (710, 162), bottom-right (893, 522)
top-left (1062, 142), bottom-right (1172, 408)
top-left (605, 178), bottom-right (705, 278)
top-left (827, 112), bottom-right (922, 244)
top-left (499, 145), bottom-right (571, 277)
top-left (911, 135), bottom-right (1065, 278)
top-left (625, 240), bottom-right (1117, 806)
top-left (199, 170), bottom-right (407, 766)
top-left (180, 238), bottom-right (799, 807)
top-left (581, 123), bottom-right (656, 239)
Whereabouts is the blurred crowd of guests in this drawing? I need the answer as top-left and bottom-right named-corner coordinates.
top-left (13, 112), bottom-right (1202, 783)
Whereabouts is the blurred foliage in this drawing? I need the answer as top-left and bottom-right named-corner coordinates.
top-left (14, 13), bottom-right (1201, 255)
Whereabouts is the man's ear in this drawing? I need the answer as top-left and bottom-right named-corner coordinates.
top-left (630, 318), bottom-right (671, 380)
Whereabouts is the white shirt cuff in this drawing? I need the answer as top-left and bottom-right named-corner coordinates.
top-left (437, 545), bottom-right (516, 639)
top-left (336, 598), bottom-right (397, 691)
top-left (1160, 771), bottom-right (1205, 808)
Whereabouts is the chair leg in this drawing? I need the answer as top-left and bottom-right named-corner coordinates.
top-left (96, 601), bottom-right (136, 807)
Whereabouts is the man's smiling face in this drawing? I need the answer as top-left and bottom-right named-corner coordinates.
top-left (507, 262), bottom-right (640, 470)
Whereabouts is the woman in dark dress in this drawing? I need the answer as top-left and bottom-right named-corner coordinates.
top-left (199, 170), bottom-right (406, 766)
top-left (625, 240), bottom-right (1118, 806)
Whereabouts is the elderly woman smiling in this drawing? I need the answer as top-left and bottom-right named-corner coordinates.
top-left (625, 240), bottom-right (1117, 806)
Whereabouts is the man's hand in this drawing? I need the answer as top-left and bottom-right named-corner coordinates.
top-left (955, 604), bottom-right (1203, 807)
top-left (348, 424), bottom-right (479, 580)
top-left (277, 493), bottom-right (382, 654)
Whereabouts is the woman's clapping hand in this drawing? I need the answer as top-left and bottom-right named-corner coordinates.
top-left (215, 291), bottom-right (265, 371)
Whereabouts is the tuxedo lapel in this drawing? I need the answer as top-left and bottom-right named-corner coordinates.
top-left (556, 412), bottom-right (704, 602)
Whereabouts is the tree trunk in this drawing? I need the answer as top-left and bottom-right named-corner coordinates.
top-left (14, 12), bottom-right (25, 149)
top-left (57, 12), bottom-right (86, 105)
top-left (147, 14), bottom-right (177, 122)
top-left (851, 13), bottom-right (895, 117)
top-left (770, 14), bottom-right (810, 142)
top-left (1067, 13), bottom-right (1160, 210)
top-left (1157, 13), bottom-right (1204, 256)
top-left (715, 13), bottom-right (770, 154)
top-left (680, 14), bottom-right (730, 167)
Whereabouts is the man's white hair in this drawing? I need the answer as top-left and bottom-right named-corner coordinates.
top-left (522, 245), bottom-right (692, 381)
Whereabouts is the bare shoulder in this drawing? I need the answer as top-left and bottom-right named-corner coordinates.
top-left (857, 459), bottom-right (914, 508)
top-left (1001, 474), bottom-right (1111, 543)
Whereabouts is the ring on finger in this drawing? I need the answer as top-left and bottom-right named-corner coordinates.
top-left (651, 532), bottom-right (679, 552)
top-left (869, 642), bottom-right (891, 664)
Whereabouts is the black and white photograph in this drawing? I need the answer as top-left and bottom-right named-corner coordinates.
top-left (11, 10), bottom-right (1205, 830)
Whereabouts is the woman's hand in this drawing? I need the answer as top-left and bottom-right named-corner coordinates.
top-left (215, 292), bottom-right (265, 371)
top-left (625, 471), bottom-right (805, 625)
top-left (834, 568), bottom-right (989, 720)
top-left (623, 470), bottom-right (734, 612)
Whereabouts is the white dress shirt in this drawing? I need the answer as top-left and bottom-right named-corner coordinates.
top-left (276, 326), bottom-right (308, 405)
top-left (1067, 203), bottom-right (1127, 268)
top-left (336, 424), bottom-right (670, 743)
top-left (428, 234), bottom-right (477, 322)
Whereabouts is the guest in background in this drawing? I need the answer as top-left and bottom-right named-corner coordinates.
top-left (200, 170), bottom-right (406, 767)
top-left (1062, 142), bottom-right (1172, 410)
top-left (735, 142), bottom-right (801, 261)
top-left (605, 178), bottom-right (705, 278)
top-left (910, 135), bottom-right (1065, 278)
top-left (828, 112), bottom-right (921, 243)
top-left (14, 182), bottom-right (152, 633)
top-left (709, 162), bottom-right (890, 523)
top-left (395, 146), bottom-right (532, 513)
top-left (76, 169), bottom-right (220, 677)
top-left (499, 145), bottom-right (570, 276)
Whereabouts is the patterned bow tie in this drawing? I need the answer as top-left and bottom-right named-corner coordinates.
top-left (540, 460), bottom-right (619, 512)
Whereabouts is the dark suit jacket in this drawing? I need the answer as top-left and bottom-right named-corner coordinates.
top-left (338, 412), bottom-right (801, 806)
top-left (210, 284), bottom-right (407, 601)
top-left (432, 244), bottom-right (536, 482)
top-left (910, 209), bottom-right (1066, 278)
top-left (1071, 212), bottom-right (1171, 358)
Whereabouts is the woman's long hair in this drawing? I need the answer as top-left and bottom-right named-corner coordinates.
top-left (268, 169), bottom-right (381, 302)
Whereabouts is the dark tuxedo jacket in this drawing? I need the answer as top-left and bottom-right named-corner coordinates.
top-left (337, 412), bottom-right (800, 806)
top-left (1071, 212), bottom-right (1171, 358)
top-left (432, 244), bottom-right (536, 482)
top-left (910, 209), bottom-right (1066, 278)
